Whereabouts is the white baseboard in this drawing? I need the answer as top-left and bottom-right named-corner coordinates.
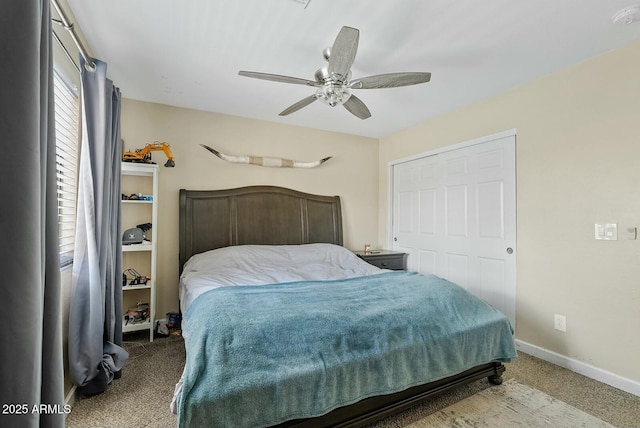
top-left (64, 384), bottom-right (77, 409)
top-left (515, 339), bottom-right (640, 397)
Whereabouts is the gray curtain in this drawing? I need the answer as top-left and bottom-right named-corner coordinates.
top-left (68, 57), bottom-right (128, 395)
top-left (0, 1), bottom-right (65, 427)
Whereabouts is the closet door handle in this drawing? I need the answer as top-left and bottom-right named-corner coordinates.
top-left (506, 247), bottom-right (513, 254)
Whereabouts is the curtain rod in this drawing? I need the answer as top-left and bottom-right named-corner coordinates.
top-left (50, 0), bottom-right (96, 71)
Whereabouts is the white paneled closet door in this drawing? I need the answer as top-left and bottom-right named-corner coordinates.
top-left (392, 133), bottom-right (516, 329)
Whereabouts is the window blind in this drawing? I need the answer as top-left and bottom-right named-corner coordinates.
top-left (53, 70), bottom-right (79, 267)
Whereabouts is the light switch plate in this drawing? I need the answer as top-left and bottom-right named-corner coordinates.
top-left (595, 223), bottom-right (618, 240)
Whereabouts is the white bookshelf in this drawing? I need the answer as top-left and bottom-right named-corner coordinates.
top-left (121, 162), bottom-right (158, 341)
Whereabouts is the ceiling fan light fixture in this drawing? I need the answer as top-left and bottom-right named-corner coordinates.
top-left (315, 83), bottom-right (352, 107)
top-left (612, 5), bottom-right (640, 24)
top-left (238, 26), bottom-right (431, 119)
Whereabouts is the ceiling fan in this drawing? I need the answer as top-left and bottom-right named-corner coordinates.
top-left (238, 26), bottom-right (431, 120)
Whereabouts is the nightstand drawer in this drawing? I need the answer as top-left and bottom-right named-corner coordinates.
top-left (353, 250), bottom-right (408, 270)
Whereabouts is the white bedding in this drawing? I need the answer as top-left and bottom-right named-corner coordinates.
top-left (179, 243), bottom-right (384, 312)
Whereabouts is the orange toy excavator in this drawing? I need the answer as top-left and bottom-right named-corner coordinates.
top-left (122, 142), bottom-right (176, 167)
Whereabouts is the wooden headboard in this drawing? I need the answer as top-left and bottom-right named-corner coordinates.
top-left (179, 186), bottom-right (343, 271)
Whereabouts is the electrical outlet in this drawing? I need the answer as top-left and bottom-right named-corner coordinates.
top-left (554, 314), bottom-right (566, 332)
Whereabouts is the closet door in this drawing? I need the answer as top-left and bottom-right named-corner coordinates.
top-left (392, 134), bottom-right (516, 328)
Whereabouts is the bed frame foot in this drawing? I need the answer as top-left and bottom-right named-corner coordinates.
top-left (488, 373), bottom-right (503, 385)
top-left (487, 362), bottom-right (505, 386)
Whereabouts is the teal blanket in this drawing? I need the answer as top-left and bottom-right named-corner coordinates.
top-left (177, 271), bottom-right (516, 427)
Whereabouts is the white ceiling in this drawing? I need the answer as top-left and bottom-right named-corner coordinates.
top-left (66, 0), bottom-right (640, 139)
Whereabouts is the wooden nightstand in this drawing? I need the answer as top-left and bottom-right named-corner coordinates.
top-left (353, 250), bottom-right (408, 270)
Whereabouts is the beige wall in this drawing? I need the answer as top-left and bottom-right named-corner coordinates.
top-left (378, 40), bottom-right (640, 383)
top-left (121, 101), bottom-right (379, 317)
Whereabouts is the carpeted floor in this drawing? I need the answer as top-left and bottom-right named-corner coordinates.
top-left (65, 334), bottom-right (640, 427)
top-left (65, 333), bottom-right (186, 428)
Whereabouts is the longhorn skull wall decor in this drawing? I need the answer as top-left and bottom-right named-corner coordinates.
top-left (200, 144), bottom-right (332, 168)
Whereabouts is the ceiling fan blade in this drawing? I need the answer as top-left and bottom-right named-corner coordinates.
top-left (350, 72), bottom-right (431, 89)
top-left (279, 95), bottom-right (318, 116)
top-left (327, 26), bottom-right (359, 81)
top-left (343, 95), bottom-right (371, 120)
top-left (238, 71), bottom-right (319, 86)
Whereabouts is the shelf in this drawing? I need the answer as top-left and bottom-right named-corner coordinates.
top-left (123, 283), bottom-right (152, 291)
top-left (121, 161), bottom-right (157, 342)
top-left (122, 199), bottom-right (153, 204)
top-left (122, 242), bottom-right (153, 252)
top-left (121, 162), bottom-right (158, 176)
top-left (122, 318), bottom-right (152, 333)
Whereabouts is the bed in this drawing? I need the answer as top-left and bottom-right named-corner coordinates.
top-left (173, 185), bottom-right (517, 428)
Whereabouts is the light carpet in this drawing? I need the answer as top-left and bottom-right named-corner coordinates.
top-left (406, 379), bottom-right (613, 428)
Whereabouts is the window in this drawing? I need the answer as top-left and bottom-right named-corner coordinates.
top-left (53, 70), bottom-right (80, 267)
